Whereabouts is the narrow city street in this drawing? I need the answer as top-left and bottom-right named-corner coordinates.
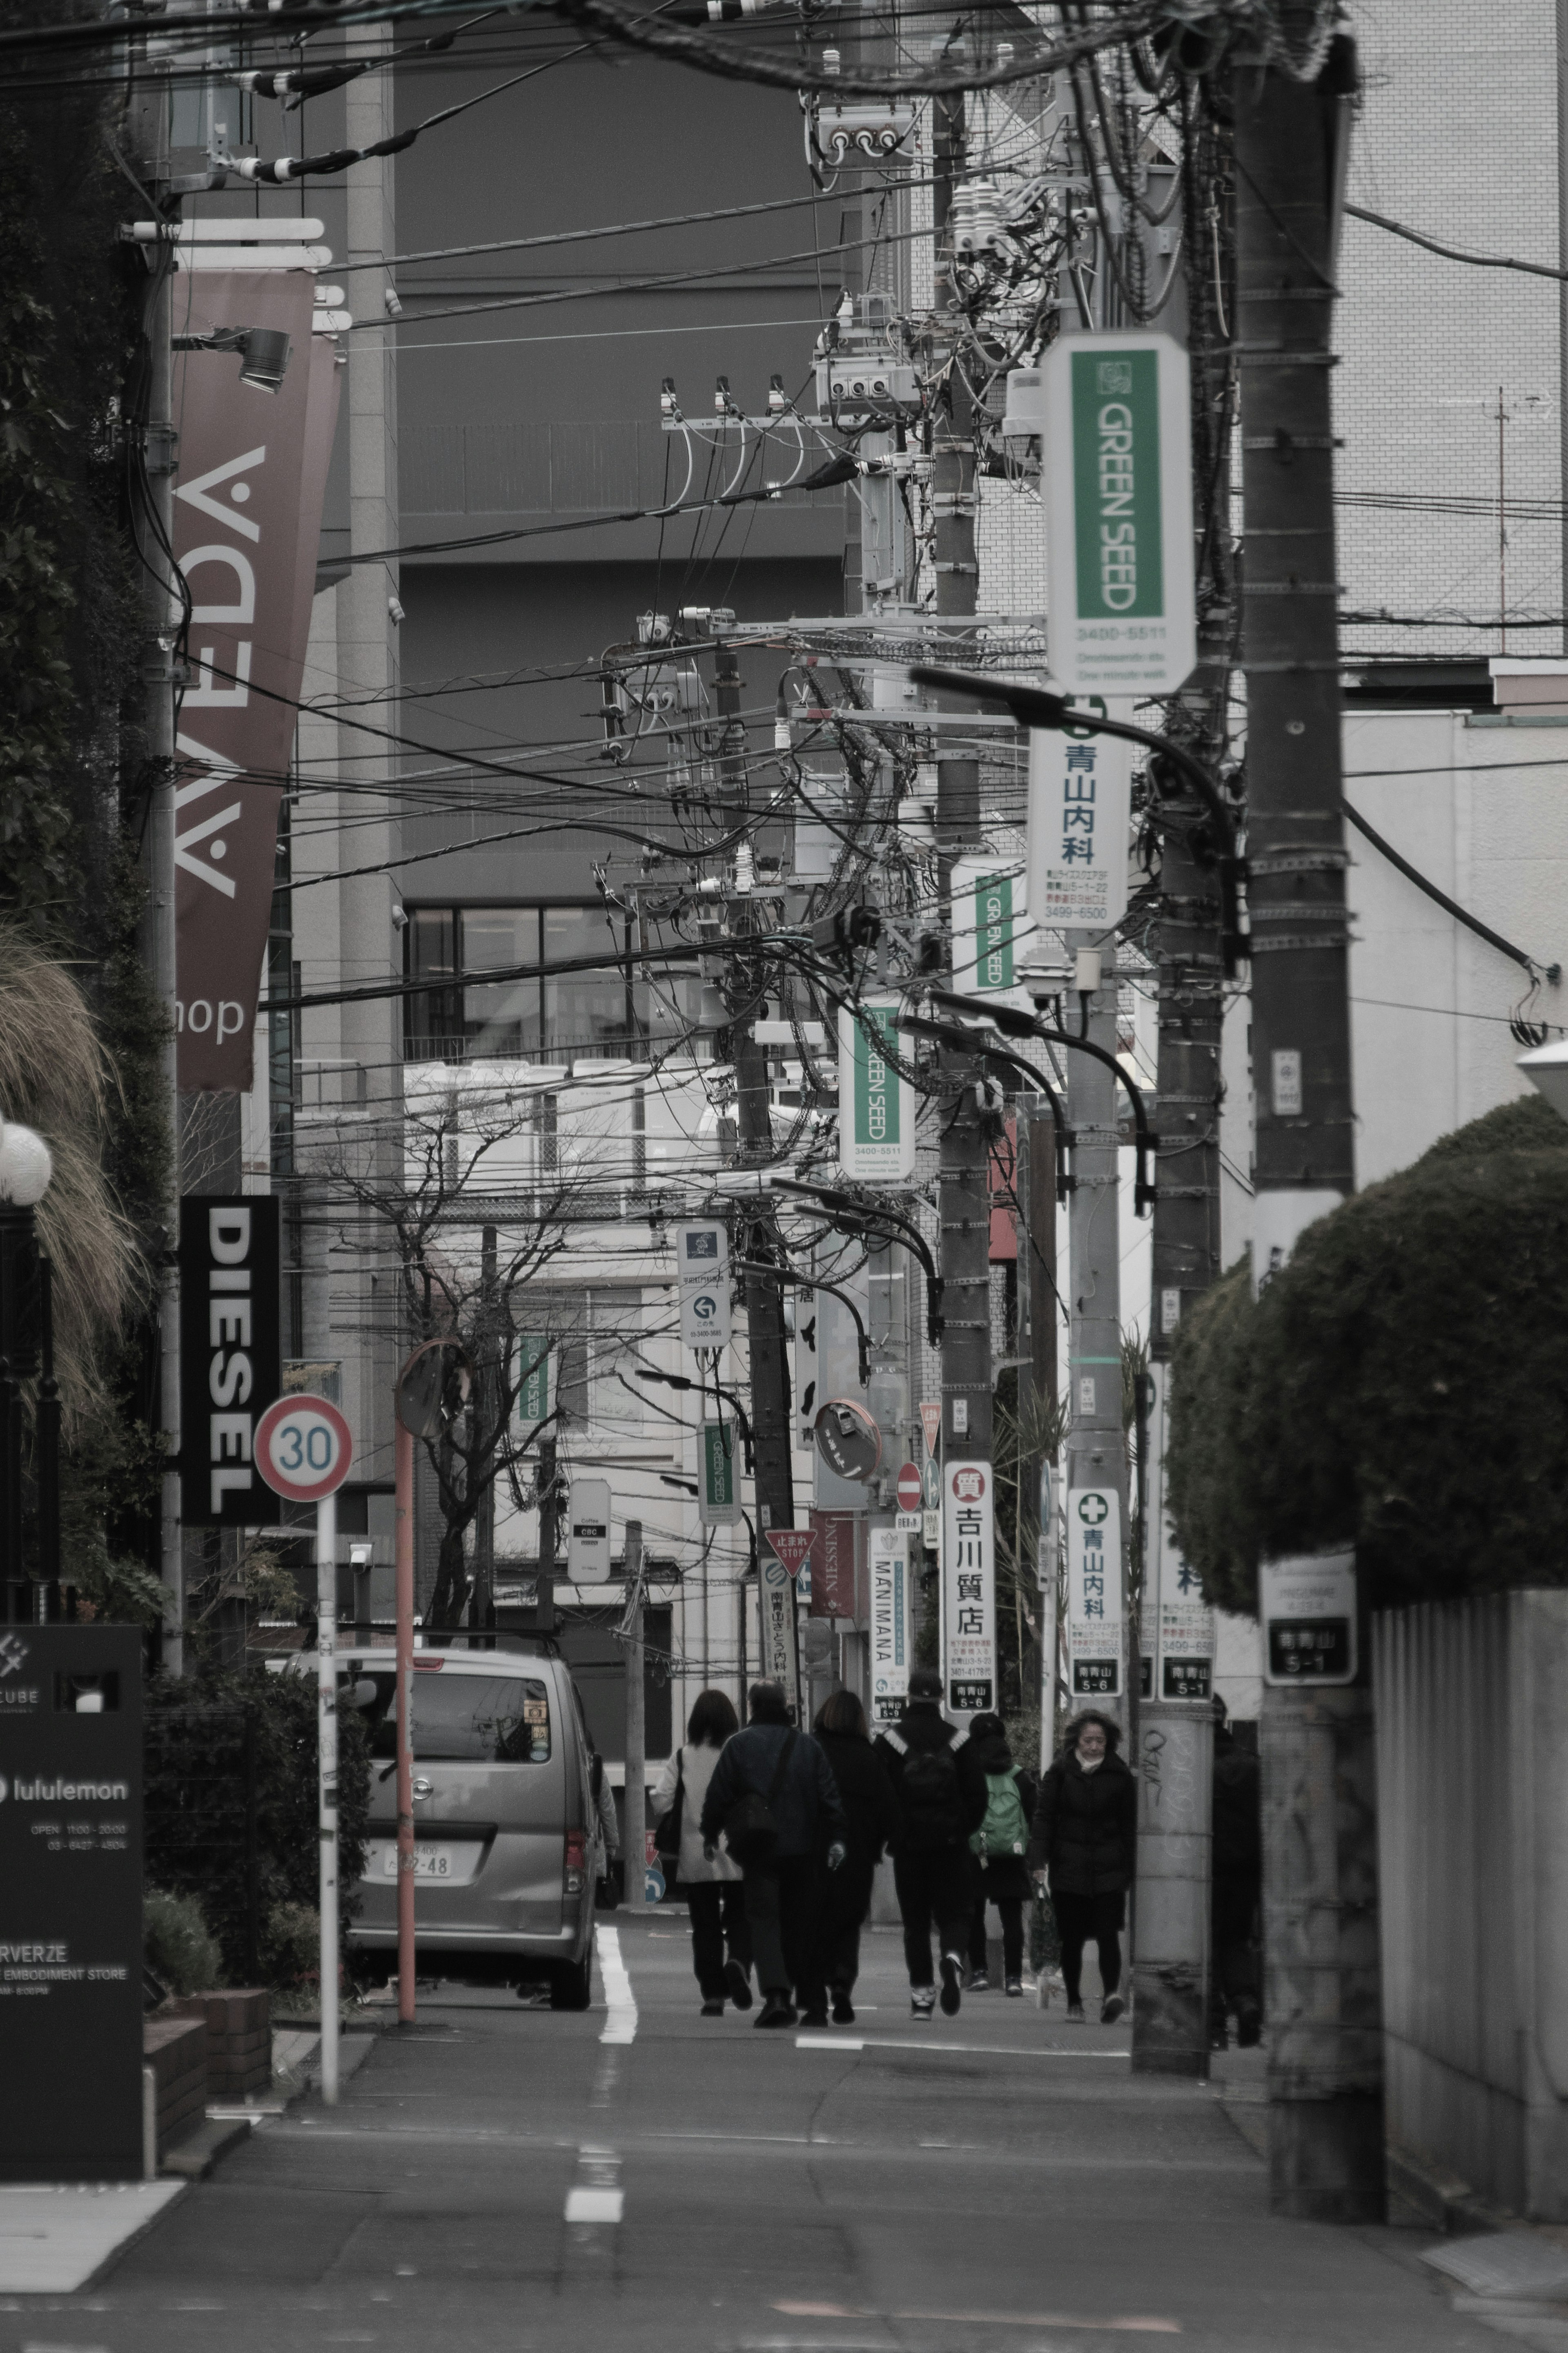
top-left (24, 1920), bottom-right (1501, 2353)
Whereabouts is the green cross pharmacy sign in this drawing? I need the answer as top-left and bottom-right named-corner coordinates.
top-left (1041, 330), bottom-right (1196, 698)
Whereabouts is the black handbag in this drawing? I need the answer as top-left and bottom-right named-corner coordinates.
top-left (724, 1729), bottom-right (797, 1867)
top-left (652, 1749), bottom-right (685, 1862)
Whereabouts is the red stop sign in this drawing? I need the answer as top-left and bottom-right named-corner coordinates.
top-left (897, 1461), bottom-right (923, 1514)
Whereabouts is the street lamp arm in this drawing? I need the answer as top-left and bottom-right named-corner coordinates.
top-left (906, 1006), bottom-right (1154, 1218)
top-left (906, 662), bottom-right (1245, 975)
top-left (771, 1175), bottom-right (945, 1343)
top-left (635, 1362), bottom-right (755, 1469)
top-left (733, 1256), bottom-right (871, 1387)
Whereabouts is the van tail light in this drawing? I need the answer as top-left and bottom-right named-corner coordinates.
top-left (564, 1829), bottom-right (588, 1896)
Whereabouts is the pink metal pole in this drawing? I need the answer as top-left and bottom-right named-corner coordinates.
top-left (395, 1414), bottom-right (416, 2024)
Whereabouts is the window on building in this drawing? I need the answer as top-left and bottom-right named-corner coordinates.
top-left (404, 906), bottom-right (633, 1063)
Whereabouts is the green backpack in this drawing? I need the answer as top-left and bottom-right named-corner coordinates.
top-left (971, 1771), bottom-right (1029, 1862)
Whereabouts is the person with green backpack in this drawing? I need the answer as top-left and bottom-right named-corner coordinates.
top-left (964, 1713), bottom-right (1038, 1996)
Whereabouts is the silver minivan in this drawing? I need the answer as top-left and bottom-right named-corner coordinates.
top-left (336, 1635), bottom-right (602, 2008)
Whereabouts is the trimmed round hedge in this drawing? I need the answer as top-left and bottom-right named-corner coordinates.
top-left (1165, 1094), bottom-right (1568, 1615)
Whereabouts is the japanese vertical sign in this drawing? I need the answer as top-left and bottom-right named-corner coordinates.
top-left (698, 1420), bottom-right (742, 1527)
top-left (172, 276), bottom-right (340, 1091)
top-left (809, 1509), bottom-right (860, 1619)
top-left (869, 1526), bottom-right (910, 1725)
top-left (1041, 330), bottom-right (1195, 696)
top-left (758, 1547), bottom-right (800, 1704)
top-left (675, 1220), bottom-right (731, 1348)
top-left (941, 1461), bottom-right (996, 1722)
top-left (179, 1195), bottom-right (281, 1527)
top-left (951, 852), bottom-right (1034, 1006)
top-left (515, 1334), bottom-right (551, 1432)
top-left (1261, 1552), bottom-right (1357, 1686)
top-left (838, 997), bottom-right (916, 1183)
top-left (1066, 1485), bottom-right (1124, 1697)
top-left (1147, 1365), bottom-right (1213, 1700)
top-left (1027, 720), bottom-right (1134, 935)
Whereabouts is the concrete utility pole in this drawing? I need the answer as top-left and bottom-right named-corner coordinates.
top-left (1131, 153), bottom-right (1234, 2077)
top-left (718, 644), bottom-right (796, 1575)
top-left (931, 91), bottom-right (995, 1668)
top-left (1062, 947), bottom-right (1127, 1713)
top-left (621, 1517), bottom-right (646, 1907)
top-left (1234, 45), bottom-right (1380, 2220)
top-left (128, 59), bottom-right (183, 1674)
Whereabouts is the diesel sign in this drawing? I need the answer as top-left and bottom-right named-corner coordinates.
top-left (180, 1196), bottom-right (281, 1526)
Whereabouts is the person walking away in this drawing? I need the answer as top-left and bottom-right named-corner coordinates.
top-left (699, 1681), bottom-right (847, 2029)
top-left (1029, 1711), bottom-right (1136, 2024)
top-left (1209, 1695), bottom-right (1262, 2049)
top-left (964, 1712), bottom-right (1037, 1996)
top-left (651, 1688), bottom-right (753, 2018)
top-left (811, 1688), bottom-right (900, 2025)
top-left (875, 1666), bottom-right (986, 2020)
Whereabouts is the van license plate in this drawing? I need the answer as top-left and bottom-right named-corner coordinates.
top-left (372, 1841), bottom-right (471, 1883)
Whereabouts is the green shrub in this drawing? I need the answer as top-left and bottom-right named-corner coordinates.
top-left (144, 1665), bottom-right (369, 1985)
top-left (262, 1901), bottom-right (322, 1998)
top-left (1166, 1095), bottom-right (1568, 1614)
top-left (144, 1886), bottom-right (223, 1996)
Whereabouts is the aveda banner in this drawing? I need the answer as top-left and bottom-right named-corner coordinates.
top-left (172, 275), bottom-right (339, 1091)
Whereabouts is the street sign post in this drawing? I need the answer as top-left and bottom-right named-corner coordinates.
top-left (675, 1221), bottom-right (731, 1349)
top-left (567, 1476), bottom-right (613, 1583)
top-left (1262, 1551), bottom-right (1357, 1686)
top-left (869, 1526), bottom-right (911, 1725)
top-left (0, 1625), bottom-right (143, 2180)
top-left (941, 1461), bottom-right (997, 1723)
top-left (1040, 329), bottom-right (1196, 697)
top-left (837, 997), bottom-right (917, 1184)
top-left (765, 1528), bottom-right (817, 1581)
top-left (1027, 717), bottom-right (1135, 938)
top-left (257, 1391), bottom-right (352, 2107)
top-left (1065, 1484), bottom-right (1124, 1698)
top-left (895, 1459), bottom-right (923, 1534)
top-left (757, 1546), bottom-right (800, 1713)
top-left (697, 1420), bottom-right (742, 1527)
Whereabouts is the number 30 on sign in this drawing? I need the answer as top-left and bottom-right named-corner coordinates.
top-left (254, 1392), bottom-right (354, 1503)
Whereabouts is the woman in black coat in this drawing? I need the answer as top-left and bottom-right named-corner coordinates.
top-left (964, 1713), bottom-right (1038, 1996)
top-left (811, 1688), bottom-right (900, 2025)
top-left (1029, 1710), bottom-right (1136, 2023)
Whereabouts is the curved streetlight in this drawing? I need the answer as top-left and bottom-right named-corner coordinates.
top-left (903, 1004), bottom-right (1156, 1218)
top-left (770, 1175), bottom-right (949, 1343)
top-left (636, 1363), bottom-right (755, 1474)
top-left (906, 663), bottom-right (1245, 975)
top-left (733, 1257), bottom-right (871, 1387)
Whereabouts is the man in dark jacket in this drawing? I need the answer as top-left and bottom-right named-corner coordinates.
top-left (700, 1681), bottom-right (847, 2029)
top-left (1029, 1710), bottom-right (1136, 2024)
top-left (1209, 1696), bottom-right (1262, 2048)
top-left (874, 1667), bottom-right (987, 2020)
top-left (812, 1688), bottom-right (901, 2025)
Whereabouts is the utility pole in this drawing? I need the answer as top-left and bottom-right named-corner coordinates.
top-left (1234, 43), bottom-right (1379, 2221)
top-left (717, 642), bottom-right (797, 1702)
top-left (129, 56), bottom-right (183, 1674)
top-left (621, 1517), bottom-right (646, 1908)
top-left (931, 90), bottom-right (996, 1717)
top-left (1131, 104), bottom-right (1234, 2080)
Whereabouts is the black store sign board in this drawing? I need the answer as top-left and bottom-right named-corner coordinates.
top-left (180, 1195), bottom-right (281, 1527)
top-left (0, 1626), bottom-right (143, 2180)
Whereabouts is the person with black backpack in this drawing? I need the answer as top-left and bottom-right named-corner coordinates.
top-left (699, 1681), bottom-right (848, 2029)
top-left (963, 1712), bottom-right (1038, 1996)
top-left (874, 1667), bottom-right (987, 2020)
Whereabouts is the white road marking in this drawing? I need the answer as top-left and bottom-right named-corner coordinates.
top-left (595, 1925), bottom-right (637, 2044)
top-left (795, 2034), bottom-right (1128, 2059)
top-left (564, 2188), bottom-right (624, 2224)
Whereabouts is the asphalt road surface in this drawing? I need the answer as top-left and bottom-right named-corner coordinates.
top-left (17, 1917), bottom-right (1506, 2353)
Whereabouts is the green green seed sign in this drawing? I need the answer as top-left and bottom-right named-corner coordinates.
top-left (837, 997), bottom-right (915, 1183)
top-left (516, 1334), bottom-right (550, 1429)
top-left (1042, 330), bottom-right (1195, 697)
top-left (699, 1418), bottom-right (742, 1526)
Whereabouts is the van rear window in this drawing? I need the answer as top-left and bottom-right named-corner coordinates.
top-left (345, 1671), bottom-right (551, 1764)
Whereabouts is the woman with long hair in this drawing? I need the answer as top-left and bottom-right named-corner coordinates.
top-left (651, 1688), bottom-right (753, 2015)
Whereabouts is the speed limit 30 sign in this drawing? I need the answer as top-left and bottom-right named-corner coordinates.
top-left (255, 1392), bottom-right (354, 1503)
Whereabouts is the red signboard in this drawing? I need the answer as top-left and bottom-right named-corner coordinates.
top-left (808, 1510), bottom-right (861, 1621)
top-left (764, 1529), bottom-right (818, 1580)
top-left (896, 1461), bottom-right (923, 1513)
top-left (172, 274), bottom-right (341, 1092)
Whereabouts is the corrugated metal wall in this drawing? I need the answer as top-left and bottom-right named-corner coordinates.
top-left (1374, 1592), bottom-right (1568, 2218)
